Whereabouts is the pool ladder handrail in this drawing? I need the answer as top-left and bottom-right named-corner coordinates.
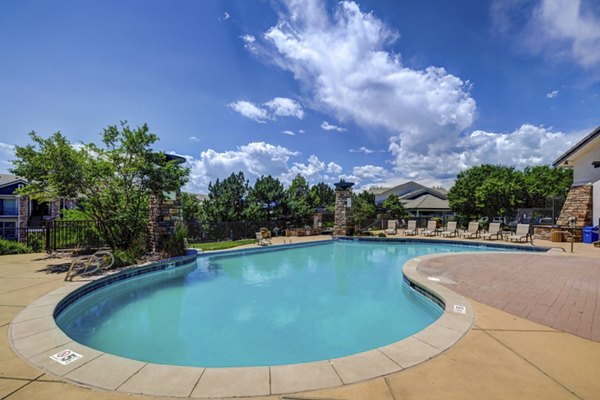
top-left (65, 250), bottom-right (115, 282)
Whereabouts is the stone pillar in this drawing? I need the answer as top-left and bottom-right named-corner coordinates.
top-left (556, 184), bottom-right (593, 227)
top-left (313, 212), bottom-right (323, 233)
top-left (17, 196), bottom-right (29, 230)
top-left (49, 199), bottom-right (61, 219)
top-left (333, 180), bottom-right (355, 236)
top-left (147, 193), bottom-right (183, 253)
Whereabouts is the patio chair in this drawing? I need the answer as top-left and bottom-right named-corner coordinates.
top-left (404, 220), bottom-right (418, 236)
top-left (481, 222), bottom-right (502, 240)
top-left (441, 221), bottom-right (458, 237)
top-left (508, 224), bottom-right (530, 243)
top-left (256, 232), bottom-right (271, 246)
top-left (461, 221), bottom-right (480, 239)
top-left (385, 220), bottom-right (397, 235)
top-left (422, 220), bottom-right (438, 236)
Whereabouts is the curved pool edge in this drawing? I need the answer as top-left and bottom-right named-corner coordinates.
top-left (9, 246), bottom-right (478, 398)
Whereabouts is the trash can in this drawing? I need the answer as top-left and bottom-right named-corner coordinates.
top-left (550, 227), bottom-right (563, 242)
top-left (582, 226), bottom-right (599, 243)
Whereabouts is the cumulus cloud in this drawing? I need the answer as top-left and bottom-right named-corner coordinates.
top-left (352, 165), bottom-right (391, 181)
top-left (219, 12), bottom-right (231, 21)
top-left (260, 0), bottom-right (475, 151)
top-left (228, 100), bottom-right (270, 123)
top-left (546, 89), bottom-right (560, 98)
top-left (189, 136), bottom-right (200, 142)
top-left (184, 142), bottom-right (343, 193)
top-left (229, 97), bottom-right (304, 123)
top-left (264, 97), bottom-right (304, 119)
top-left (388, 124), bottom-right (583, 185)
top-left (321, 121), bottom-right (346, 132)
top-left (282, 130), bottom-right (295, 135)
top-left (349, 146), bottom-right (385, 154)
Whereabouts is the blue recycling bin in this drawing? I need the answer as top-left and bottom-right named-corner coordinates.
top-left (582, 226), bottom-right (599, 243)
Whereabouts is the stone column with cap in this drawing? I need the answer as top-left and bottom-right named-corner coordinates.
top-left (333, 179), bottom-right (354, 236)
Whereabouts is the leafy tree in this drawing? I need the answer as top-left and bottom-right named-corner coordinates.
top-left (309, 182), bottom-right (335, 211)
top-left (352, 190), bottom-right (376, 226)
top-left (202, 172), bottom-right (248, 222)
top-left (474, 166), bottom-right (525, 218)
top-left (285, 174), bottom-right (313, 224)
top-left (246, 175), bottom-right (285, 220)
top-left (448, 164), bottom-right (499, 219)
top-left (180, 192), bottom-right (202, 238)
top-left (522, 166), bottom-right (572, 207)
top-left (11, 123), bottom-right (189, 251)
top-left (382, 193), bottom-right (408, 219)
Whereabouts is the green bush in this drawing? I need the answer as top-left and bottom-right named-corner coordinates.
top-left (0, 239), bottom-right (33, 255)
top-left (161, 221), bottom-right (188, 258)
top-left (377, 233), bottom-right (386, 238)
top-left (112, 247), bottom-right (144, 268)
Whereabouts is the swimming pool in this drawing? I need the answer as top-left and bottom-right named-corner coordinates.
top-left (55, 240), bottom-right (515, 367)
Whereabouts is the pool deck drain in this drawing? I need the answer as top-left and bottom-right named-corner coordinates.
top-left (8, 252), bottom-right (475, 398)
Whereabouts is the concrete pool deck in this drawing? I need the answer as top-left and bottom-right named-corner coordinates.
top-left (1, 236), bottom-right (599, 399)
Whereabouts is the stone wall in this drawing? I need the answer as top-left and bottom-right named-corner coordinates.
top-left (556, 184), bottom-right (593, 227)
top-left (17, 196), bottom-right (28, 230)
top-left (147, 194), bottom-right (183, 253)
top-left (334, 189), bottom-right (354, 236)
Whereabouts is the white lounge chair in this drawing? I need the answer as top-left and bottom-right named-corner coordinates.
top-left (481, 222), bottom-right (502, 240)
top-left (441, 221), bottom-right (458, 237)
top-left (508, 224), bottom-right (530, 242)
top-left (256, 232), bottom-right (271, 246)
top-left (404, 220), bottom-right (418, 236)
top-left (385, 220), bottom-right (397, 235)
top-left (461, 221), bottom-right (480, 239)
top-left (422, 220), bottom-right (438, 236)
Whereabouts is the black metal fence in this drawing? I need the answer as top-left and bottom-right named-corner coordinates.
top-left (0, 220), bottom-right (106, 252)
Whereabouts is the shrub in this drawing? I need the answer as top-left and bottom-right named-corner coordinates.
top-left (161, 221), bottom-right (188, 258)
top-left (377, 233), bottom-right (386, 238)
top-left (0, 239), bottom-right (33, 255)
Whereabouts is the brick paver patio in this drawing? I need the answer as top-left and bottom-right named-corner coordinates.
top-left (418, 252), bottom-right (600, 341)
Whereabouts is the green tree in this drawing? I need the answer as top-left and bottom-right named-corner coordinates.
top-left (474, 166), bottom-right (525, 218)
top-left (11, 123), bottom-right (189, 251)
top-left (180, 192), bottom-right (202, 238)
top-left (246, 175), bottom-right (285, 220)
top-left (203, 172), bottom-right (248, 222)
top-left (382, 193), bottom-right (407, 219)
top-left (285, 174), bottom-right (313, 224)
top-left (352, 190), bottom-right (376, 226)
top-left (522, 166), bottom-right (572, 207)
top-left (448, 164), bottom-right (499, 219)
top-left (309, 182), bottom-right (335, 211)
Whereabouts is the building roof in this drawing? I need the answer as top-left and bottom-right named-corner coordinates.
top-left (553, 126), bottom-right (600, 167)
top-left (0, 174), bottom-right (27, 189)
top-left (403, 194), bottom-right (450, 210)
top-left (369, 181), bottom-right (447, 199)
top-left (399, 187), bottom-right (447, 201)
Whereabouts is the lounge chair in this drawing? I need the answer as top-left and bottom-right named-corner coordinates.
top-left (508, 224), bottom-right (530, 243)
top-left (441, 221), bottom-right (458, 237)
top-left (461, 221), bottom-right (480, 239)
top-left (404, 220), bottom-right (418, 236)
top-left (385, 220), bottom-right (397, 235)
top-left (481, 222), bottom-right (502, 240)
top-left (256, 232), bottom-right (271, 246)
top-left (422, 220), bottom-right (438, 236)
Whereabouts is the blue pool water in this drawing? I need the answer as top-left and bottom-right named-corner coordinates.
top-left (56, 240), bottom-right (512, 367)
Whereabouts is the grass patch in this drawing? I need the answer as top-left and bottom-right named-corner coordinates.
top-left (189, 239), bottom-right (256, 251)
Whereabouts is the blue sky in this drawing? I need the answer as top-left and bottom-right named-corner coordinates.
top-left (1, 0), bottom-right (599, 193)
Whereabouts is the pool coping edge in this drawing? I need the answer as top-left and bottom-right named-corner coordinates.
top-left (9, 244), bottom-right (479, 398)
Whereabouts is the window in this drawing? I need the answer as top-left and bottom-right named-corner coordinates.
top-left (0, 199), bottom-right (18, 216)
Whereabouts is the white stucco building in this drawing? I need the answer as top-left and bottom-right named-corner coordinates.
top-left (553, 126), bottom-right (600, 227)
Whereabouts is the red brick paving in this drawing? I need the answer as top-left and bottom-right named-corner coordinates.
top-left (418, 253), bottom-right (600, 341)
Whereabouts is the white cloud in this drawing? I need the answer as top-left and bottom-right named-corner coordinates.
top-left (259, 0), bottom-right (475, 150)
top-left (228, 100), bottom-right (270, 123)
top-left (189, 136), bottom-right (200, 142)
top-left (0, 142), bottom-right (15, 173)
top-left (229, 97), bottom-right (303, 123)
top-left (321, 121), bottom-right (346, 132)
top-left (282, 130), bottom-right (295, 135)
top-left (219, 12), bottom-right (231, 21)
top-left (388, 124), bottom-right (584, 185)
top-left (352, 165), bottom-right (391, 181)
top-left (184, 143), bottom-right (343, 193)
top-left (349, 146), bottom-right (384, 154)
top-left (240, 34), bottom-right (257, 53)
top-left (264, 97), bottom-right (304, 119)
top-left (546, 90), bottom-right (560, 98)
top-left (298, 129), bottom-right (305, 133)
top-left (531, 0), bottom-right (600, 68)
